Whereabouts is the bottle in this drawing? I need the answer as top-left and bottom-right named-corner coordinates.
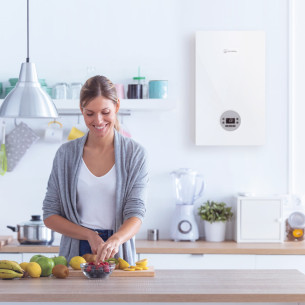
top-left (133, 76), bottom-right (147, 99)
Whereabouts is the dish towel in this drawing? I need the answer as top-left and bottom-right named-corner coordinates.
top-left (5, 122), bottom-right (39, 171)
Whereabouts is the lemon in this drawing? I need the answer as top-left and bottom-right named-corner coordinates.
top-left (135, 258), bottom-right (148, 266)
top-left (118, 258), bottom-right (130, 270)
top-left (293, 229), bottom-right (303, 238)
top-left (142, 266), bottom-right (149, 270)
top-left (69, 256), bottom-right (86, 270)
top-left (19, 262), bottom-right (29, 272)
top-left (27, 262), bottom-right (42, 278)
top-left (134, 266), bottom-right (143, 270)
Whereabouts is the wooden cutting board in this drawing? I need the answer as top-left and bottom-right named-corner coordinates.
top-left (0, 236), bottom-right (13, 248)
top-left (69, 266), bottom-right (155, 277)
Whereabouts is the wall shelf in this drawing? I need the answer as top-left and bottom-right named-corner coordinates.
top-left (0, 99), bottom-right (174, 116)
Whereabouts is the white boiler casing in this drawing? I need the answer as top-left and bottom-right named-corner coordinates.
top-left (195, 31), bottom-right (265, 146)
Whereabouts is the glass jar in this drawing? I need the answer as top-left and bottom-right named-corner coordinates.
top-left (70, 82), bottom-right (82, 100)
top-left (52, 83), bottom-right (69, 99)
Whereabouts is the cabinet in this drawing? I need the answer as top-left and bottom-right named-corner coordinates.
top-left (139, 254), bottom-right (256, 270)
top-left (0, 253), bottom-right (22, 262)
top-left (235, 196), bottom-right (284, 242)
top-left (255, 255), bottom-right (305, 274)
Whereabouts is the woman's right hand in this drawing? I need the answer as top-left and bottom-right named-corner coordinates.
top-left (87, 231), bottom-right (105, 254)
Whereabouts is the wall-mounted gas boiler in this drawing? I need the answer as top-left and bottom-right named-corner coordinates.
top-left (195, 31), bottom-right (265, 145)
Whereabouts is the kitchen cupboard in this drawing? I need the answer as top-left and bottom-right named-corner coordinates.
top-left (255, 255), bottom-right (305, 273)
top-left (0, 253), bottom-right (22, 262)
top-left (138, 253), bottom-right (305, 274)
top-left (138, 253), bottom-right (256, 269)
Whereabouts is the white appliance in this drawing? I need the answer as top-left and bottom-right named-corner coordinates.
top-left (234, 195), bottom-right (284, 243)
top-left (195, 31), bottom-right (265, 145)
top-left (170, 168), bottom-right (204, 242)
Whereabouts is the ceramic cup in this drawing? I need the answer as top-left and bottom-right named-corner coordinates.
top-left (127, 84), bottom-right (142, 99)
top-left (149, 80), bottom-right (168, 99)
top-left (115, 84), bottom-right (125, 99)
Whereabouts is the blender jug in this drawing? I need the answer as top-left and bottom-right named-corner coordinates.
top-left (170, 168), bottom-right (204, 241)
top-left (171, 168), bottom-right (204, 205)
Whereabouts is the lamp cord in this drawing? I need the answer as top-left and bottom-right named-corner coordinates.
top-left (26, 0), bottom-right (29, 63)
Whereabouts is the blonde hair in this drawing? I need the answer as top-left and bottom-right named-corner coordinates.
top-left (80, 75), bottom-right (120, 130)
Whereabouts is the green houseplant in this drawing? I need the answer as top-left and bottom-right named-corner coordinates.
top-left (198, 200), bottom-right (233, 242)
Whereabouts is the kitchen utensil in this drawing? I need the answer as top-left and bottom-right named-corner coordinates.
top-left (67, 115), bottom-right (86, 140)
top-left (7, 215), bottom-right (54, 245)
top-left (67, 126), bottom-right (85, 140)
top-left (114, 84), bottom-right (125, 99)
top-left (69, 266), bottom-right (155, 277)
top-left (80, 262), bottom-right (116, 279)
top-left (0, 121), bottom-right (7, 176)
top-left (149, 80), bottom-right (168, 99)
top-left (0, 236), bottom-right (13, 248)
top-left (170, 168), bottom-right (204, 242)
top-left (44, 120), bottom-right (63, 142)
top-left (127, 84), bottom-right (142, 99)
top-left (5, 122), bottom-right (39, 171)
top-left (147, 229), bottom-right (159, 241)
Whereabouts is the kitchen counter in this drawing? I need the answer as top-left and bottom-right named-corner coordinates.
top-left (1, 269), bottom-right (305, 302)
top-left (1, 239), bottom-right (305, 254)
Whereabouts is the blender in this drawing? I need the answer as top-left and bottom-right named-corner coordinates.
top-left (170, 168), bottom-right (204, 241)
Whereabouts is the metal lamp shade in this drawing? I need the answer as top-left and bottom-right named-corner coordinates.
top-left (0, 62), bottom-right (58, 118)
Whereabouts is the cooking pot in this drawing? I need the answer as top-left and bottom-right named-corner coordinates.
top-left (7, 215), bottom-right (54, 245)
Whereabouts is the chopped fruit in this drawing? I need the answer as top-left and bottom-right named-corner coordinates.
top-left (142, 266), bottom-right (149, 270)
top-left (135, 258), bottom-right (148, 266)
top-left (293, 229), bottom-right (303, 238)
top-left (118, 258), bottom-right (130, 270)
top-left (124, 267), bottom-right (135, 271)
top-left (134, 266), bottom-right (143, 270)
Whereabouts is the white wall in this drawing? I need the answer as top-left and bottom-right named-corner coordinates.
top-left (0, 0), bottom-right (289, 241)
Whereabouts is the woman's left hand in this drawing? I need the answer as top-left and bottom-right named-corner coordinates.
top-left (95, 235), bottom-right (121, 263)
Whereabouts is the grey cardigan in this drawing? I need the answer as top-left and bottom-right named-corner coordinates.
top-left (42, 130), bottom-right (148, 265)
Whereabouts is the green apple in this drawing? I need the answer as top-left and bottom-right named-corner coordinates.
top-left (36, 256), bottom-right (55, 277)
top-left (30, 254), bottom-right (45, 262)
top-left (52, 256), bottom-right (68, 267)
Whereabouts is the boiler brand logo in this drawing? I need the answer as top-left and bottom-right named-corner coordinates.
top-left (223, 49), bottom-right (238, 53)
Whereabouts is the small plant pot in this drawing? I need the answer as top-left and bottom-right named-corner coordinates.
top-left (204, 221), bottom-right (226, 242)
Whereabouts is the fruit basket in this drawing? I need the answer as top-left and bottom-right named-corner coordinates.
top-left (80, 262), bottom-right (115, 279)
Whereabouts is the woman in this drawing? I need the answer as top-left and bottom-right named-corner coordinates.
top-left (43, 75), bottom-right (148, 265)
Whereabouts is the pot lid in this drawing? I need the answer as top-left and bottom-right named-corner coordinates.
top-left (19, 215), bottom-right (45, 226)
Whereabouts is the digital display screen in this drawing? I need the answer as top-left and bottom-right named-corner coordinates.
top-left (226, 118), bottom-right (235, 124)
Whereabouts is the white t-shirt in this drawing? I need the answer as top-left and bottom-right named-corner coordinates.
top-left (76, 159), bottom-right (116, 230)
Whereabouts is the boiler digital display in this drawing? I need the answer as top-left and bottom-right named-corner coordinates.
top-left (226, 118), bottom-right (235, 124)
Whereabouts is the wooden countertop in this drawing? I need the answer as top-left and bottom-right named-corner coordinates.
top-left (1, 269), bottom-right (305, 302)
top-left (2, 239), bottom-right (305, 255)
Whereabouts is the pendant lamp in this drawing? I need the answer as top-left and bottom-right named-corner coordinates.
top-left (0, 0), bottom-right (58, 118)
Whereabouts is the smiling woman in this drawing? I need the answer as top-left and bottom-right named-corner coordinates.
top-left (42, 75), bottom-right (149, 266)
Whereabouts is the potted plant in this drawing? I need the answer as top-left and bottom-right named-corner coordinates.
top-left (198, 200), bottom-right (233, 242)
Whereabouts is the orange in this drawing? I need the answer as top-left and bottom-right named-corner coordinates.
top-left (292, 229), bottom-right (303, 238)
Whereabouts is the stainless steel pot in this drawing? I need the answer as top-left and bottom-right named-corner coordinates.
top-left (7, 215), bottom-right (54, 245)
